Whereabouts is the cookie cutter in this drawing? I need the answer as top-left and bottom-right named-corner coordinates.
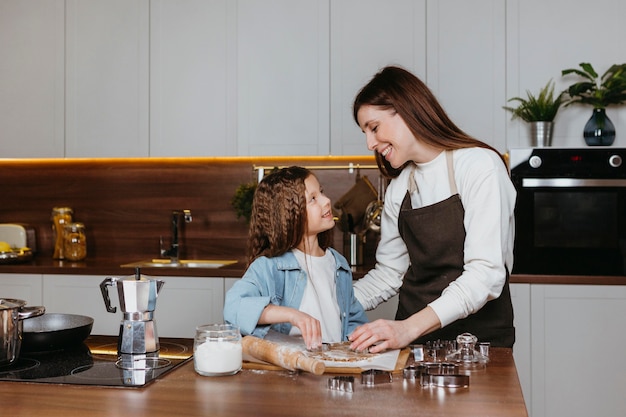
top-left (420, 373), bottom-right (469, 388)
top-left (411, 344), bottom-right (425, 361)
top-left (403, 361), bottom-right (468, 387)
top-left (360, 369), bottom-right (392, 386)
top-left (402, 362), bottom-right (460, 380)
top-left (327, 375), bottom-right (355, 392)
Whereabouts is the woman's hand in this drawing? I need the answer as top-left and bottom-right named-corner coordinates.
top-left (348, 319), bottom-right (414, 353)
top-left (348, 306), bottom-right (441, 353)
top-left (259, 305), bottom-right (322, 350)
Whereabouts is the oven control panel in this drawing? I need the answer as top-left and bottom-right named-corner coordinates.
top-left (510, 148), bottom-right (626, 178)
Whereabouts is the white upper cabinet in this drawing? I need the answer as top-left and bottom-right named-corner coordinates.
top-left (65, 0), bottom-right (150, 157)
top-left (426, 0), bottom-right (506, 151)
top-left (149, 0), bottom-right (235, 157)
top-left (0, 0), bottom-right (65, 158)
top-left (3, 0), bottom-right (626, 157)
top-left (330, 0), bottom-right (426, 156)
top-left (236, 0), bottom-right (330, 156)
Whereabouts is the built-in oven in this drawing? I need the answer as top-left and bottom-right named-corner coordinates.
top-left (510, 148), bottom-right (626, 276)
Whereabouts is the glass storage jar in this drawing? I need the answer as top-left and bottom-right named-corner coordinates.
top-left (63, 222), bottom-right (87, 261)
top-left (194, 323), bottom-right (242, 376)
top-left (51, 207), bottom-right (73, 259)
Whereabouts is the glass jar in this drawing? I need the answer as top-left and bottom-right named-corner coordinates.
top-left (51, 207), bottom-right (73, 259)
top-left (194, 323), bottom-right (242, 376)
top-left (63, 222), bottom-right (87, 261)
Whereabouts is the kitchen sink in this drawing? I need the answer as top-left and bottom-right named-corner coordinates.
top-left (121, 259), bottom-right (238, 269)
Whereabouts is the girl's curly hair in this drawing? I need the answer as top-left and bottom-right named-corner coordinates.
top-left (246, 166), bottom-right (333, 266)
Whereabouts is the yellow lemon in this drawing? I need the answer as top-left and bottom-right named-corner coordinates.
top-left (0, 241), bottom-right (12, 252)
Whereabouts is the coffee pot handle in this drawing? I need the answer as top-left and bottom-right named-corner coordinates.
top-left (100, 277), bottom-right (117, 313)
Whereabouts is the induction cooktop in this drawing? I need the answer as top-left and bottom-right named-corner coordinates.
top-left (0, 336), bottom-right (193, 387)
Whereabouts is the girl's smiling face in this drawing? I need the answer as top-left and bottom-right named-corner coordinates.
top-left (303, 174), bottom-right (334, 237)
top-left (357, 105), bottom-right (438, 166)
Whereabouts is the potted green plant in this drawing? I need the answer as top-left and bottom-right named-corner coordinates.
top-left (231, 181), bottom-right (257, 224)
top-left (503, 79), bottom-right (564, 147)
top-left (561, 62), bottom-right (626, 146)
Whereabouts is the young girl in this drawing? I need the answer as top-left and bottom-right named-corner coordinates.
top-left (223, 166), bottom-right (368, 350)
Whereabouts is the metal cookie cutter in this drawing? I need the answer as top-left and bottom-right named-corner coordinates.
top-left (420, 373), bottom-right (469, 388)
top-left (360, 369), bottom-right (392, 386)
top-left (328, 376), bottom-right (355, 392)
top-left (403, 364), bottom-right (420, 380)
top-left (403, 362), bottom-right (460, 381)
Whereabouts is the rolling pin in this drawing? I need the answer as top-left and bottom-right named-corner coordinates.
top-left (241, 335), bottom-right (326, 375)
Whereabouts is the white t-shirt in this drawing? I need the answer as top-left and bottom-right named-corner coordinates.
top-left (353, 148), bottom-right (516, 328)
top-left (289, 248), bottom-right (342, 343)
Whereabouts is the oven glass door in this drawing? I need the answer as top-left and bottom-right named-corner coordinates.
top-left (513, 178), bottom-right (626, 276)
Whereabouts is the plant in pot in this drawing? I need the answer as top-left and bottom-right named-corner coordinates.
top-left (561, 62), bottom-right (626, 146)
top-left (231, 181), bottom-right (257, 224)
top-left (503, 79), bottom-right (564, 147)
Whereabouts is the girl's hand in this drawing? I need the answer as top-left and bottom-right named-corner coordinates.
top-left (288, 309), bottom-right (323, 350)
top-left (259, 305), bottom-right (323, 350)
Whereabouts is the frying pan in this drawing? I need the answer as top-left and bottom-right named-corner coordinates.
top-left (21, 313), bottom-right (94, 352)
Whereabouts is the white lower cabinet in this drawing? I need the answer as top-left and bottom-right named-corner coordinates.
top-left (530, 284), bottom-right (626, 417)
top-left (41, 274), bottom-right (225, 338)
top-left (0, 274), bottom-right (44, 306)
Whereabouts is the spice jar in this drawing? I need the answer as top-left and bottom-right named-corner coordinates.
top-left (194, 323), bottom-right (242, 376)
top-left (63, 222), bottom-right (87, 261)
top-left (51, 207), bottom-right (73, 259)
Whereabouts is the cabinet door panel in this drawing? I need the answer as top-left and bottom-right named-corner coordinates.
top-left (427, 0), bottom-right (506, 151)
top-left (155, 276), bottom-right (225, 338)
top-left (0, 274), bottom-right (44, 306)
top-left (237, 0), bottom-right (330, 156)
top-left (0, 0), bottom-right (64, 157)
top-left (150, 0), bottom-right (234, 156)
top-left (65, 0), bottom-right (149, 157)
top-left (530, 285), bottom-right (626, 417)
top-left (330, 0), bottom-right (426, 155)
top-left (43, 275), bottom-right (120, 336)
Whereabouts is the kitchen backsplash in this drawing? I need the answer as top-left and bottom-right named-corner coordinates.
top-left (0, 156), bottom-right (379, 263)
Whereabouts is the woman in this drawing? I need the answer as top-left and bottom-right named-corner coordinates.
top-left (348, 66), bottom-right (516, 353)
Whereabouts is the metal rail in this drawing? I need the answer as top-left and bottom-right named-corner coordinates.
top-left (253, 163), bottom-right (378, 182)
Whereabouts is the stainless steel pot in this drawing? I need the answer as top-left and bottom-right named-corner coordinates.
top-left (0, 298), bottom-right (45, 365)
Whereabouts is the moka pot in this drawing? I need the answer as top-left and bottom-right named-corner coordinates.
top-left (100, 268), bottom-right (164, 354)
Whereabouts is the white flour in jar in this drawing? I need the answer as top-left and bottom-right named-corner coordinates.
top-left (194, 340), bottom-right (242, 375)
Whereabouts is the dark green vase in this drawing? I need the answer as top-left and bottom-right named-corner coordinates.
top-left (583, 108), bottom-right (615, 146)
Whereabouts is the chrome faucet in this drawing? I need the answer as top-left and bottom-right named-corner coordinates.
top-left (160, 210), bottom-right (192, 262)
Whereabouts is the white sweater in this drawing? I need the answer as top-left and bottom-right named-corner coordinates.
top-left (353, 148), bottom-right (516, 328)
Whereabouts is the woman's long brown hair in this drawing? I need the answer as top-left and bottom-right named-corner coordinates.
top-left (353, 66), bottom-right (505, 178)
top-left (246, 166), bottom-right (333, 266)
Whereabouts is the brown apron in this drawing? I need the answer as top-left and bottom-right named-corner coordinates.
top-left (396, 152), bottom-right (515, 347)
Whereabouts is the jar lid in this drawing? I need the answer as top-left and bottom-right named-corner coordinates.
top-left (52, 207), bottom-right (73, 213)
top-left (65, 222), bottom-right (85, 232)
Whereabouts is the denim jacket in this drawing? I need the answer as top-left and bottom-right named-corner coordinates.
top-left (223, 248), bottom-right (368, 341)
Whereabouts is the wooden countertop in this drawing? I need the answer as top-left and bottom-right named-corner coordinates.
top-left (1, 343), bottom-right (528, 417)
top-left (2, 256), bottom-right (626, 285)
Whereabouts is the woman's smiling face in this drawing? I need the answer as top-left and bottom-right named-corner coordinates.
top-left (357, 105), bottom-right (436, 166)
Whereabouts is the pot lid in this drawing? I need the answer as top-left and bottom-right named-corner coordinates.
top-left (0, 298), bottom-right (26, 310)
